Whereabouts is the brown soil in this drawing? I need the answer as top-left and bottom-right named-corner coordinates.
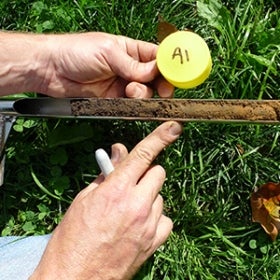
top-left (70, 99), bottom-right (280, 124)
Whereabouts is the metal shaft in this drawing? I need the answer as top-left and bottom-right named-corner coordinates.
top-left (2, 98), bottom-right (280, 124)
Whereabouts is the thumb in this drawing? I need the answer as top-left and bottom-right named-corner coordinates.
top-left (110, 143), bottom-right (128, 166)
top-left (113, 52), bottom-right (159, 83)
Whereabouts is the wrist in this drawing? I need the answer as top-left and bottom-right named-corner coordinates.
top-left (0, 32), bottom-right (52, 96)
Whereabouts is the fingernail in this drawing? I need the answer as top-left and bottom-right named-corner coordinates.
top-left (168, 122), bottom-right (182, 136)
top-left (158, 82), bottom-right (174, 98)
top-left (110, 146), bottom-right (120, 162)
top-left (128, 84), bottom-right (142, 98)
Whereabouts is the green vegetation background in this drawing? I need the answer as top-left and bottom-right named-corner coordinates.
top-left (0, 0), bottom-right (279, 279)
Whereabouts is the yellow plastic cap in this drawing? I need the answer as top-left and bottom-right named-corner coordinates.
top-left (156, 31), bottom-right (212, 89)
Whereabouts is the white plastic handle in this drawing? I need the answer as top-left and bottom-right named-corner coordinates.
top-left (95, 148), bottom-right (114, 177)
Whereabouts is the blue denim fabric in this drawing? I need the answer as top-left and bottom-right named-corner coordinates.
top-left (0, 234), bottom-right (51, 280)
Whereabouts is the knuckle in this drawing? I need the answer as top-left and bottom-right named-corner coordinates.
top-left (134, 146), bottom-right (155, 164)
top-left (111, 175), bottom-right (129, 191)
top-left (131, 196), bottom-right (150, 220)
top-left (144, 226), bottom-right (157, 242)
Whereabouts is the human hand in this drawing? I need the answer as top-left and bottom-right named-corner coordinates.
top-left (29, 121), bottom-right (182, 280)
top-left (38, 32), bottom-right (173, 98)
top-left (0, 32), bottom-right (173, 98)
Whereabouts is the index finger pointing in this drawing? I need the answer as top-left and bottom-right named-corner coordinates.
top-left (118, 121), bottom-right (182, 184)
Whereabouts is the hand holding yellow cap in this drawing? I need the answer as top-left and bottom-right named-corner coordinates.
top-left (156, 31), bottom-right (212, 89)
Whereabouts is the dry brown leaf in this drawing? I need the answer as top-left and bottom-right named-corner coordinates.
top-left (157, 15), bottom-right (178, 43)
top-left (236, 144), bottom-right (244, 155)
top-left (250, 182), bottom-right (280, 241)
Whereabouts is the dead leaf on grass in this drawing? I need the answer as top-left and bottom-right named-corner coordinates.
top-left (251, 182), bottom-right (280, 241)
top-left (157, 15), bottom-right (178, 43)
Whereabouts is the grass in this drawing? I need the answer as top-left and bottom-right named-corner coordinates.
top-left (0, 0), bottom-right (280, 279)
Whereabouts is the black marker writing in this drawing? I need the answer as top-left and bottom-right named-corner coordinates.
top-left (172, 47), bottom-right (189, 64)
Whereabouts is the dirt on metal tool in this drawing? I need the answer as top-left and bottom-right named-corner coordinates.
top-left (1, 98), bottom-right (280, 124)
